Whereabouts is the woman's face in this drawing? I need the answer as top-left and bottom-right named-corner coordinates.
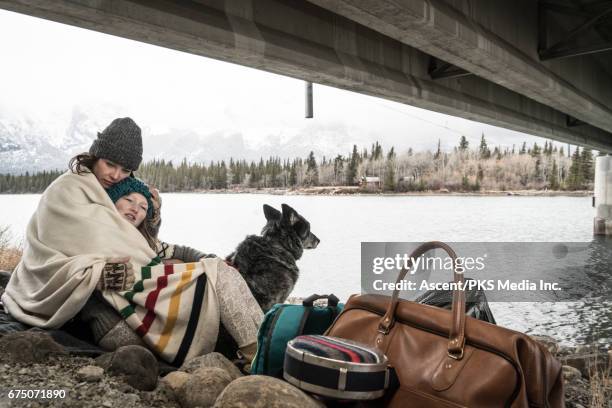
top-left (93, 159), bottom-right (131, 188)
top-left (115, 192), bottom-right (148, 227)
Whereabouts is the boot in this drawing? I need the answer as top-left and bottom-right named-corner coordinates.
top-left (236, 342), bottom-right (258, 374)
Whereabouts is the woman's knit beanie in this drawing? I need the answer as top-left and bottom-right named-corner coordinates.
top-left (106, 177), bottom-right (154, 219)
top-left (89, 117), bottom-right (143, 171)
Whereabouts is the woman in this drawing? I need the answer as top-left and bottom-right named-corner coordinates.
top-left (70, 117), bottom-right (163, 239)
top-left (2, 116), bottom-right (260, 366)
top-left (83, 177), bottom-right (262, 365)
top-left (2, 117), bottom-right (148, 329)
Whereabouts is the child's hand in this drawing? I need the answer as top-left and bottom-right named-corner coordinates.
top-left (97, 257), bottom-right (135, 291)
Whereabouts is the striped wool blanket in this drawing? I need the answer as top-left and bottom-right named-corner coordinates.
top-left (103, 256), bottom-right (225, 366)
top-left (2, 170), bottom-right (221, 365)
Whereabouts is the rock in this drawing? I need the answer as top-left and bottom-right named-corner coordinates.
top-left (151, 379), bottom-right (179, 404)
top-left (214, 375), bottom-right (323, 408)
top-left (562, 365), bottom-right (582, 382)
top-left (0, 330), bottom-right (67, 363)
top-left (564, 379), bottom-right (591, 408)
top-left (560, 352), bottom-right (608, 379)
top-left (160, 371), bottom-right (192, 394)
top-left (94, 345), bottom-right (158, 391)
top-left (121, 393), bottom-right (141, 404)
top-left (530, 335), bottom-right (559, 356)
top-left (181, 352), bottom-right (243, 380)
top-left (77, 365), bottom-right (104, 382)
top-left (94, 352), bottom-right (113, 367)
top-left (178, 367), bottom-right (232, 408)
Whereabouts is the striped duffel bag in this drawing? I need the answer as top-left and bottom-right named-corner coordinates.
top-left (283, 335), bottom-right (397, 401)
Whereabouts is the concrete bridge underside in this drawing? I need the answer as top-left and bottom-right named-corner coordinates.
top-left (2, 0), bottom-right (612, 151)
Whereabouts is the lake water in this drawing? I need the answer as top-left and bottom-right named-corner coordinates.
top-left (1, 193), bottom-right (610, 348)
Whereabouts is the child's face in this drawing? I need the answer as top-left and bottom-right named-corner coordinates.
top-left (115, 192), bottom-right (148, 227)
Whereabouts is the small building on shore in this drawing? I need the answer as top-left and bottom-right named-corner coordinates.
top-left (360, 176), bottom-right (381, 190)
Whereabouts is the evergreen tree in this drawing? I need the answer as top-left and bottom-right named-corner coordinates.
top-left (458, 135), bottom-right (469, 151)
top-left (461, 174), bottom-right (470, 191)
top-left (289, 163), bottom-right (297, 186)
top-left (581, 148), bottom-right (594, 186)
top-left (333, 155), bottom-right (344, 185)
top-left (383, 157), bottom-right (396, 191)
top-left (530, 142), bottom-right (541, 157)
top-left (346, 145), bottom-right (359, 185)
top-left (493, 146), bottom-right (502, 160)
top-left (549, 159), bottom-right (559, 190)
top-left (567, 147), bottom-right (582, 190)
top-left (519, 142), bottom-right (527, 155)
top-left (305, 151), bottom-right (319, 186)
top-left (372, 142), bottom-right (383, 160)
top-left (434, 139), bottom-right (441, 160)
top-left (479, 134), bottom-right (491, 159)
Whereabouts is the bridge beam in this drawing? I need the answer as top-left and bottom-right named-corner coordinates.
top-left (306, 0), bottom-right (612, 136)
top-left (1, 0), bottom-right (611, 151)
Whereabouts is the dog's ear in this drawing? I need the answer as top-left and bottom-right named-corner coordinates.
top-left (263, 204), bottom-right (281, 221)
top-left (281, 204), bottom-right (299, 225)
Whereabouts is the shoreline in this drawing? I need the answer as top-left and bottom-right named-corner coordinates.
top-left (0, 187), bottom-right (593, 197)
top-left (166, 187), bottom-right (593, 197)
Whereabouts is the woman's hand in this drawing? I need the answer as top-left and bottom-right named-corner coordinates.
top-left (97, 257), bottom-right (135, 291)
top-left (147, 185), bottom-right (162, 216)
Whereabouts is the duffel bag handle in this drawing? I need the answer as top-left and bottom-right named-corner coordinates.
top-left (377, 241), bottom-right (466, 360)
top-left (302, 294), bottom-right (340, 308)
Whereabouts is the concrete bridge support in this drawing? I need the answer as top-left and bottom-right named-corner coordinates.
top-left (594, 156), bottom-right (612, 236)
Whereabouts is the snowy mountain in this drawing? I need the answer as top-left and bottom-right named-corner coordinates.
top-left (0, 108), bottom-right (368, 174)
top-left (0, 115), bottom-right (68, 174)
top-left (0, 102), bottom-right (523, 175)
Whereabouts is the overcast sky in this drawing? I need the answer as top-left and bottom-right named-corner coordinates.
top-left (0, 9), bottom-right (556, 154)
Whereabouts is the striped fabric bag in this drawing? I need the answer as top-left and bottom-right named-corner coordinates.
top-left (284, 335), bottom-right (395, 400)
top-left (103, 257), bottom-right (221, 366)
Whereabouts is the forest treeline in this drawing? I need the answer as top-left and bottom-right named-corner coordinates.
top-left (0, 135), bottom-right (600, 193)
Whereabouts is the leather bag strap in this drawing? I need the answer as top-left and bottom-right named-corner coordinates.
top-left (377, 241), bottom-right (466, 359)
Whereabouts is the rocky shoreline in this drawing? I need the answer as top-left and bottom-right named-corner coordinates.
top-left (0, 286), bottom-right (608, 407)
top-left (0, 328), bottom-right (608, 407)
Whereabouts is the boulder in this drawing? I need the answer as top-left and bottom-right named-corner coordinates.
top-left (214, 375), bottom-right (323, 408)
top-left (178, 367), bottom-right (232, 408)
top-left (181, 352), bottom-right (243, 380)
top-left (77, 365), bottom-right (104, 382)
top-left (160, 371), bottom-right (192, 394)
top-left (94, 345), bottom-right (158, 391)
top-left (0, 330), bottom-right (67, 363)
top-left (562, 365), bottom-right (582, 382)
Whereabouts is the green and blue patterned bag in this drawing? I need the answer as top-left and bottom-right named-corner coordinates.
top-left (251, 294), bottom-right (343, 378)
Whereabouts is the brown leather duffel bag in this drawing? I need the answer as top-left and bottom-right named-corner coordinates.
top-left (326, 241), bottom-right (564, 407)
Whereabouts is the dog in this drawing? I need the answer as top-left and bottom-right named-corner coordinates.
top-left (226, 203), bottom-right (320, 313)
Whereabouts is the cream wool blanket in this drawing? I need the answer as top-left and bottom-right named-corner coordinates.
top-left (2, 171), bottom-right (221, 363)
